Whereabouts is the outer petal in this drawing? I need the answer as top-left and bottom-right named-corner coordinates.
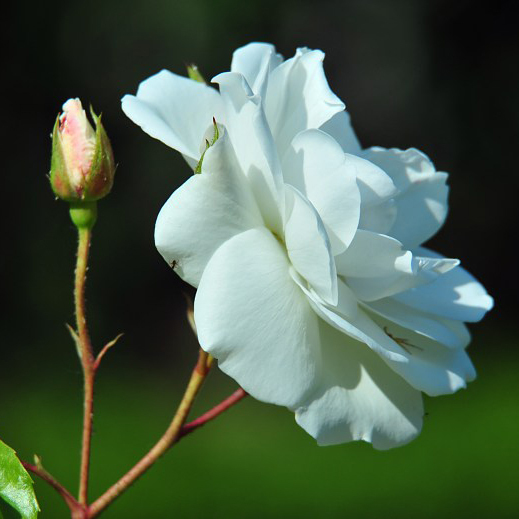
top-left (213, 72), bottom-right (284, 234)
top-left (230, 42), bottom-right (283, 100)
top-left (367, 310), bottom-right (477, 396)
top-left (348, 153), bottom-right (398, 235)
top-left (291, 274), bottom-right (407, 363)
top-left (122, 70), bottom-right (223, 164)
top-left (195, 227), bottom-right (321, 408)
top-left (282, 129), bottom-right (360, 253)
top-left (320, 110), bottom-right (362, 155)
top-left (335, 230), bottom-right (413, 279)
top-left (265, 48), bottom-right (345, 155)
top-left (284, 185), bottom-right (337, 305)
top-left (336, 231), bottom-right (459, 302)
top-left (394, 247), bottom-right (494, 322)
top-left (296, 280), bottom-right (475, 396)
top-left (345, 252), bottom-right (459, 303)
top-left (349, 153), bottom-right (397, 207)
top-left (295, 319), bottom-right (423, 450)
top-left (366, 297), bottom-right (471, 349)
top-left (363, 147), bottom-right (449, 249)
top-left (155, 128), bottom-right (262, 287)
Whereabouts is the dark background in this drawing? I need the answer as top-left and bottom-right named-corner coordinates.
top-left (2, 0), bottom-right (518, 518)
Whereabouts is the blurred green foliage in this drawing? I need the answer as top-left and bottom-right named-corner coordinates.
top-left (1, 344), bottom-right (518, 518)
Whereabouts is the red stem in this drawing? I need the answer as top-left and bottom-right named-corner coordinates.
top-left (178, 388), bottom-right (248, 439)
top-left (88, 351), bottom-right (210, 517)
top-left (22, 386), bottom-right (247, 518)
top-left (75, 227), bottom-right (96, 506)
top-left (23, 462), bottom-right (85, 518)
top-left (88, 384), bottom-right (247, 517)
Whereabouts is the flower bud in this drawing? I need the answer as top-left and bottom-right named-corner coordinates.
top-left (50, 98), bottom-right (115, 202)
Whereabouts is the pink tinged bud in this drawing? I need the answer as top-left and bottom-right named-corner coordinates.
top-left (50, 98), bottom-right (115, 202)
top-left (60, 99), bottom-right (96, 188)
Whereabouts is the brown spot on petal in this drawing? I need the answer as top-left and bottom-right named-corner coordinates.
top-left (384, 326), bottom-right (423, 355)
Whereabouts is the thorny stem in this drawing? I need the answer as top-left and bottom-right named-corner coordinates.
top-left (34, 226), bottom-right (248, 518)
top-left (88, 349), bottom-right (211, 517)
top-left (75, 227), bottom-right (96, 506)
top-left (25, 349), bottom-right (246, 518)
top-left (22, 461), bottom-right (85, 518)
top-left (178, 388), bottom-right (248, 439)
top-left (87, 373), bottom-right (246, 517)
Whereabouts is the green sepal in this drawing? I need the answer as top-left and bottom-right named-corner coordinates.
top-left (69, 201), bottom-right (97, 230)
top-left (85, 107), bottom-right (116, 201)
top-left (187, 64), bottom-right (206, 84)
top-left (49, 104), bottom-right (116, 203)
top-left (0, 439), bottom-right (39, 519)
top-left (49, 115), bottom-right (76, 201)
top-left (194, 118), bottom-right (219, 174)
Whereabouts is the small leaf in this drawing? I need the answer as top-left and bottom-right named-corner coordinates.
top-left (186, 64), bottom-right (206, 84)
top-left (0, 440), bottom-right (39, 518)
top-left (194, 120), bottom-right (220, 174)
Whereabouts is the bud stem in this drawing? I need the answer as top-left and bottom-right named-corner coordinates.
top-left (22, 461), bottom-right (85, 517)
top-left (88, 347), bottom-right (210, 516)
top-left (74, 226), bottom-right (96, 505)
top-left (70, 202), bottom-right (97, 230)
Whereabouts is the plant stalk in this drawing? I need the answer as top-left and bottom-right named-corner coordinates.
top-left (75, 227), bottom-right (96, 506)
top-left (88, 349), bottom-right (211, 517)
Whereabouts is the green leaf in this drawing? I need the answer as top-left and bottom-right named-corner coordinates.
top-left (0, 440), bottom-right (39, 519)
top-left (186, 63), bottom-right (206, 84)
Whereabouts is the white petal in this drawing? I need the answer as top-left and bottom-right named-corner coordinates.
top-left (340, 240), bottom-right (459, 302)
top-left (284, 186), bottom-right (337, 305)
top-left (230, 42), bottom-right (283, 100)
top-left (345, 152), bottom-right (399, 234)
top-left (295, 320), bottom-right (423, 450)
top-left (366, 297), bottom-right (471, 349)
top-left (363, 147), bottom-right (449, 249)
top-left (291, 274), bottom-right (407, 363)
top-left (349, 153), bottom-right (397, 207)
top-left (213, 71), bottom-right (284, 234)
top-left (335, 230), bottom-right (413, 279)
top-left (265, 48), bottom-right (345, 155)
top-left (195, 227), bottom-right (321, 408)
top-left (367, 311), bottom-right (477, 396)
top-left (394, 247), bottom-right (494, 322)
top-left (297, 282), bottom-right (476, 396)
top-left (320, 110), bottom-right (362, 155)
top-left (358, 199), bottom-right (397, 235)
top-left (122, 70), bottom-right (223, 163)
top-left (282, 129), bottom-right (360, 253)
top-left (154, 128), bottom-right (262, 287)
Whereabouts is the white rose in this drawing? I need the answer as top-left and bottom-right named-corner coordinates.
top-left (122, 43), bottom-right (493, 449)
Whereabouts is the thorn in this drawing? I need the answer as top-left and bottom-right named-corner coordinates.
top-left (66, 323), bottom-right (82, 361)
top-left (94, 333), bottom-right (124, 371)
top-left (34, 454), bottom-right (43, 469)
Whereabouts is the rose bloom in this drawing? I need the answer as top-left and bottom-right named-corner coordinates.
top-left (122, 43), bottom-right (493, 449)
